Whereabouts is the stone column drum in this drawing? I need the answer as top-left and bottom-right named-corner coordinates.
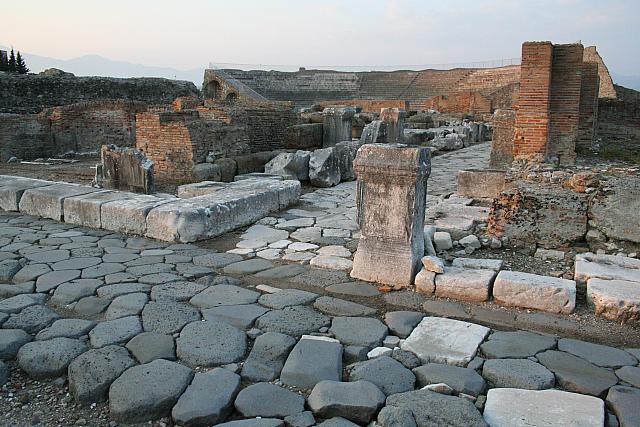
top-left (322, 107), bottom-right (356, 148)
top-left (380, 108), bottom-right (406, 144)
top-left (350, 144), bottom-right (431, 288)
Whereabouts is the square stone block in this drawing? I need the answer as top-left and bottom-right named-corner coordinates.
top-left (587, 278), bottom-right (640, 323)
top-left (64, 191), bottom-right (134, 228)
top-left (0, 177), bottom-right (55, 211)
top-left (493, 270), bottom-right (576, 314)
top-left (435, 267), bottom-right (496, 302)
top-left (19, 183), bottom-right (98, 220)
top-left (101, 196), bottom-right (172, 236)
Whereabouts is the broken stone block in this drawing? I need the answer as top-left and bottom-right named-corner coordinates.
top-left (284, 123), bottom-right (323, 150)
top-left (101, 144), bottom-right (155, 194)
top-left (589, 176), bottom-right (640, 245)
top-left (64, 190), bottom-right (133, 229)
top-left (421, 256), bottom-right (444, 274)
top-left (19, 183), bottom-right (99, 221)
top-left (359, 120), bottom-right (388, 145)
top-left (414, 269), bottom-right (435, 295)
top-left (334, 140), bottom-right (362, 182)
top-left (493, 271), bottom-right (576, 314)
top-left (451, 258), bottom-right (503, 271)
top-left (433, 232), bottom-right (453, 251)
top-left (309, 148), bottom-right (341, 188)
top-left (380, 108), bottom-right (406, 144)
top-left (265, 151), bottom-right (311, 181)
top-left (431, 134), bottom-right (464, 151)
top-left (404, 129), bottom-right (435, 146)
top-left (574, 253), bottom-right (640, 284)
top-left (457, 169), bottom-right (506, 199)
top-left (435, 267), bottom-right (496, 302)
top-left (351, 144), bottom-right (430, 289)
top-left (587, 278), bottom-right (640, 323)
top-left (322, 107), bottom-right (355, 148)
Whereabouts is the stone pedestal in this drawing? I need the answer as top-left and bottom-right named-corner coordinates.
top-left (351, 144), bottom-right (430, 288)
top-left (101, 145), bottom-right (155, 194)
top-left (322, 107), bottom-right (356, 148)
top-left (380, 108), bottom-right (406, 144)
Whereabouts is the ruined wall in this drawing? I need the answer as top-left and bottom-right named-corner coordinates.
top-left (583, 46), bottom-right (617, 99)
top-left (423, 91), bottom-right (492, 114)
top-left (490, 109), bottom-right (516, 169)
top-left (596, 85), bottom-right (640, 140)
top-left (0, 114), bottom-right (52, 161)
top-left (313, 99), bottom-right (409, 113)
top-left (0, 72), bottom-right (200, 114)
top-left (578, 62), bottom-right (600, 146)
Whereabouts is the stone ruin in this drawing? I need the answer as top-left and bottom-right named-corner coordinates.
top-left (99, 144), bottom-right (154, 194)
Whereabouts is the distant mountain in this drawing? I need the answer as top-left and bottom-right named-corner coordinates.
top-left (0, 46), bottom-right (204, 87)
top-left (612, 73), bottom-right (640, 92)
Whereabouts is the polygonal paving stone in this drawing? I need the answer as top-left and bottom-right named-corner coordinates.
top-left (96, 283), bottom-right (150, 299)
top-left (35, 318), bottom-right (96, 340)
top-left (281, 336), bottom-right (343, 390)
top-left (289, 268), bottom-right (350, 289)
top-left (109, 359), bottom-right (193, 424)
top-left (3, 305), bottom-right (60, 334)
top-left (105, 293), bottom-right (148, 319)
top-left (175, 263), bottom-right (215, 279)
top-left (325, 282), bottom-right (381, 297)
top-left (536, 350), bottom-right (618, 396)
top-left (12, 263), bottom-right (51, 283)
top-left (606, 386), bottom-right (640, 427)
top-left (190, 285), bottom-right (260, 309)
top-left (383, 311), bottom-right (424, 338)
top-left (258, 289), bottom-right (319, 309)
top-left (557, 338), bottom-right (637, 368)
top-left (241, 225), bottom-right (290, 244)
top-left (480, 330), bottom-right (556, 359)
top-left (50, 257), bottom-right (101, 271)
top-left (349, 356), bottom-right (415, 396)
top-left (127, 263), bottom-right (174, 276)
top-left (104, 272), bottom-right (137, 285)
top-left (17, 337), bottom-right (87, 379)
top-left (73, 296), bottom-right (110, 317)
top-left (125, 255), bottom-right (163, 267)
top-left (126, 332), bottom-right (176, 364)
top-left (256, 306), bottom-right (330, 337)
top-left (193, 253), bottom-right (244, 268)
top-left (308, 380), bottom-right (385, 424)
top-left (97, 239), bottom-right (125, 248)
top-left (309, 255), bottom-right (353, 271)
top-left (81, 263), bottom-right (126, 279)
top-left (313, 296), bottom-right (376, 316)
top-left (176, 320), bottom-right (247, 367)
top-left (224, 259), bottom-right (274, 275)
top-left (103, 253), bottom-right (139, 263)
top-left (51, 279), bottom-right (104, 306)
top-left (89, 316), bottom-right (142, 348)
top-left (413, 363), bottom-right (486, 396)
top-left (142, 301), bottom-right (201, 334)
top-left (615, 365), bottom-right (640, 388)
top-left (329, 317), bottom-right (387, 347)
top-left (24, 249), bottom-right (70, 263)
top-left (172, 368), bottom-right (241, 427)
top-left (482, 358), bottom-right (555, 390)
top-left (138, 273), bottom-right (183, 285)
top-left (0, 294), bottom-right (39, 313)
top-left (235, 382), bottom-right (305, 418)
top-left (202, 304), bottom-right (269, 330)
top-left (241, 332), bottom-right (297, 382)
top-left (254, 264), bottom-right (307, 279)
top-left (0, 259), bottom-right (22, 281)
top-left (68, 345), bottom-right (136, 404)
top-left (35, 269), bottom-right (81, 292)
top-left (0, 282), bottom-right (35, 299)
top-left (0, 329), bottom-right (32, 360)
top-left (150, 281), bottom-right (207, 302)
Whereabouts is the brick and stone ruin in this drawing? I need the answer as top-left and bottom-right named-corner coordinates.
top-left (0, 40), bottom-right (639, 427)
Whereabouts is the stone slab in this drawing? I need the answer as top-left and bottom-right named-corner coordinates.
top-left (101, 196), bottom-right (172, 236)
top-left (493, 270), bottom-right (576, 314)
top-left (64, 190), bottom-right (133, 229)
top-left (587, 278), bottom-right (640, 323)
top-left (19, 183), bottom-right (98, 221)
top-left (280, 335), bottom-right (342, 389)
top-left (0, 177), bottom-right (55, 211)
top-left (435, 267), bottom-right (496, 302)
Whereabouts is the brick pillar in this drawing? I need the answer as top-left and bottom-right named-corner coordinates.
top-left (578, 62), bottom-right (600, 147)
top-left (322, 107), bottom-right (355, 147)
top-left (380, 108), bottom-right (406, 143)
top-left (548, 43), bottom-right (584, 164)
top-left (350, 144), bottom-right (431, 289)
top-left (513, 42), bottom-right (553, 162)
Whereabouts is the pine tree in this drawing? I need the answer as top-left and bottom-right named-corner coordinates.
top-left (8, 48), bottom-right (16, 72)
top-left (0, 52), bottom-right (7, 72)
top-left (16, 51), bottom-right (29, 74)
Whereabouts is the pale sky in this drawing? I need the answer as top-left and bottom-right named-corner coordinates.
top-left (3, 0), bottom-right (639, 75)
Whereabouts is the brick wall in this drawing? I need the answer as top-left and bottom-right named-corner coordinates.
top-left (490, 109), bottom-right (516, 169)
top-left (0, 114), bottom-right (52, 161)
top-left (578, 62), bottom-right (600, 146)
top-left (423, 91), bottom-right (492, 114)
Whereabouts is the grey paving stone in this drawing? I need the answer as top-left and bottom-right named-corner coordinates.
top-left (241, 331), bottom-right (297, 382)
top-left (0, 329), bottom-right (32, 360)
top-left (0, 360), bottom-right (7, 386)
top-left (0, 294), bottom-right (39, 313)
top-left (35, 318), bottom-right (96, 340)
top-left (96, 282), bottom-right (151, 299)
top-left (68, 345), bottom-right (136, 404)
top-left (104, 272), bottom-right (137, 285)
top-left (325, 281), bottom-right (381, 297)
top-left (150, 281), bottom-right (207, 302)
top-left (217, 419), bottom-right (284, 427)
top-left (254, 264), bottom-right (307, 279)
top-left (3, 304), bottom-right (60, 334)
top-left (175, 263), bottom-right (215, 279)
top-left (12, 263), bottom-right (51, 283)
top-left (308, 380), bottom-right (385, 424)
top-left (176, 320), bottom-right (247, 367)
top-left (537, 350), bottom-right (618, 396)
top-left (202, 304), bottom-right (269, 330)
top-left (281, 336), bottom-right (343, 389)
top-left (52, 279), bottom-right (104, 306)
top-left (313, 296), bottom-right (376, 316)
top-left (344, 345), bottom-right (369, 365)
top-left (81, 263), bottom-right (126, 279)
top-left (172, 368), bottom-right (241, 427)
top-left (190, 285), bottom-right (260, 309)
top-left (109, 359), bottom-right (193, 424)
top-left (284, 411), bottom-right (316, 427)
top-left (349, 356), bottom-right (415, 396)
top-left (142, 301), bottom-right (201, 334)
top-left (329, 317), bottom-right (388, 347)
top-left (392, 348), bottom-right (422, 370)
top-left (105, 293), bottom-right (148, 319)
top-left (380, 389), bottom-right (487, 427)
top-left (165, 254), bottom-right (193, 264)
top-left (615, 365), bottom-right (640, 388)
top-left (0, 259), bottom-right (22, 281)
top-left (606, 386), bottom-right (640, 427)
top-left (17, 337), bottom-right (87, 379)
top-left (97, 239), bottom-right (125, 248)
top-left (413, 363), bottom-right (486, 396)
top-left (51, 257), bottom-right (102, 271)
top-left (558, 338), bottom-right (637, 368)
top-left (138, 273), bottom-right (183, 285)
top-left (258, 289), bottom-right (319, 309)
top-left (73, 296), bottom-right (110, 317)
top-left (35, 269), bottom-right (81, 292)
top-left (193, 253), bottom-right (244, 268)
top-left (480, 330), bottom-right (556, 359)
top-left (126, 237), bottom-right (167, 250)
top-left (71, 247), bottom-right (104, 257)
top-left (289, 268), bottom-right (350, 289)
top-left (24, 249), bottom-right (70, 263)
top-left (256, 306), bottom-right (330, 337)
top-left (103, 253), bottom-right (139, 263)
top-left (127, 263), bottom-right (174, 276)
top-left (235, 382), bottom-right (305, 418)
top-left (482, 358), bottom-right (555, 390)
top-left (89, 316), bottom-right (142, 348)
top-left (124, 255), bottom-right (163, 267)
top-left (223, 259), bottom-right (274, 275)
top-left (126, 332), bottom-right (175, 364)
top-left (317, 418), bottom-right (359, 427)
top-left (383, 311), bottom-right (424, 338)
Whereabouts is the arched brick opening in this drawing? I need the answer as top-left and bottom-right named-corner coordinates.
top-left (204, 80), bottom-right (222, 99)
top-left (225, 92), bottom-right (238, 103)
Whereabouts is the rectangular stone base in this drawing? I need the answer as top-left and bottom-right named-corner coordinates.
top-left (351, 237), bottom-right (422, 289)
top-left (64, 191), bottom-right (134, 228)
top-left (19, 183), bottom-right (99, 220)
top-left (0, 176), bottom-right (55, 211)
top-left (493, 270), bottom-right (576, 314)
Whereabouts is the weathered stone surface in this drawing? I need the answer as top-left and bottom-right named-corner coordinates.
top-left (202, 304), bottom-right (269, 330)
top-left (606, 386), bottom-right (640, 427)
top-left (325, 281), bottom-right (380, 297)
top-left (176, 320), bottom-right (246, 367)
top-left (223, 259), bottom-right (274, 275)
top-left (13, 263), bottom-right (51, 283)
top-left (484, 388), bottom-right (605, 427)
top-left (265, 151), bottom-right (311, 181)
top-left (322, 107), bottom-right (355, 148)
top-left (310, 255), bottom-right (353, 271)
top-left (52, 279), bottom-right (104, 306)
top-left (3, 304), bottom-right (60, 334)
top-left (101, 196), bottom-right (169, 236)
top-left (256, 306), bottom-right (330, 337)
top-left (480, 330), bottom-right (556, 359)
top-left (241, 332), bottom-right (297, 382)
top-left (19, 183), bottom-right (97, 221)
top-left (284, 411), bottom-right (316, 427)
top-left (68, 345), bottom-right (136, 404)
top-left (587, 278), bottom-right (640, 323)
top-left (421, 256), bottom-right (444, 273)
top-left (125, 332), bottom-right (175, 364)
top-left (281, 335), bottom-right (343, 389)
top-left (590, 176), bottom-right (640, 244)
top-left (482, 358), bottom-right (555, 390)
top-left (0, 178), bottom-right (54, 211)
top-left (108, 359), bottom-right (193, 423)
top-left (172, 368), bottom-right (241, 427)
top-left (615, 365), bottom-right (640, 388)
top-left (0, 360), bottom-right (7, 386)
top-left (105, 293), bottom-right (148, 319)
top-left (380, 389), bottom-right (487, 427)
top-left (384, 311), bottom-right (423, 338)
top-left (141, 300), bottom-right (200, 334)
top-left (0, 294), bottom-right (39, 313)
top-left (241, 224), bottom-right (290, 244)
top-left (313, 296), bottom-right (375, 316)
top-left (401, 317), bottom-right (489, 366)
top-left (348, 356), bottom-right (415, 396)
top-left (258, 289), bottom-right (318, 309)
top-left (17, 337), bottom-right (87, 379)
top-left (0, 259), bottom-right (22, 281)
top-left (235, 382), bottom-right (305, 418)
top-left (493, 270), bottom-right (576, 314)
top-left (435, 267), bottom-right (496, 302)
top-left (64, 191), bottom-right (133, 229)
top-left (308, 380), bottom-right (385, 424)
top-left (451, 257), bottom-right (503, 271)
top-left (575, 253), bottom-right (640, 284)
top-left (217, 419), bottom-right (284, 427)
top-left (457, 169), bottom-right (506, 199)
top-left (557, 338), bottom-right (637, 368)
top-left (190, 285), bottom-right (260, 309)
top-left (536, 350), bottom-right (618, 396)
top-left (351, 144), bottom-right (430, 289)
top-left (35, 318), bottom-right (96, 340)
top-left (73, 296), bottom-right (110, 317)
top-left (89, 316), bottom-right (142, 348)
top-left (330, 316), bottom-right (388, 347)
top-left (0, 329), bottom-right (32, 360)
